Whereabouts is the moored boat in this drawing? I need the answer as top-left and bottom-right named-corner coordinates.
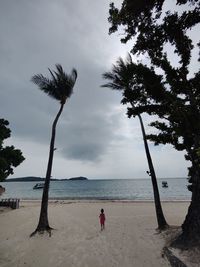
top-left (162, 181), bottom-right (168, 188)
top-left (33, 183), bottom-right (44, 189)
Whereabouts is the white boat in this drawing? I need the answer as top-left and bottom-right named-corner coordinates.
top-left (33, 183), bottom-right (44, 189)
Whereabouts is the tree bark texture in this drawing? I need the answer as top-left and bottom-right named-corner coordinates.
top-left (138, 114), bottom-right (168, 230)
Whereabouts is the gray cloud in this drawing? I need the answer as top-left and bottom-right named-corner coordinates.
top-left (58, 110), bottom-right (122, 161)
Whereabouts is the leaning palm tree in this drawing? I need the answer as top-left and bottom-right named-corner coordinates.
top-left (30, 64), bottom-right (77, 236)
top-left (102, 54), bottom-right (168, 230)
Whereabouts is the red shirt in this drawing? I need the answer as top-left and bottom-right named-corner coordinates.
top-left (99, 213), bottom-right (105, 224)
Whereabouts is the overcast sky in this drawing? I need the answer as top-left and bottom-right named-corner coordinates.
top-left (0, 0), bottom-right (195, 179)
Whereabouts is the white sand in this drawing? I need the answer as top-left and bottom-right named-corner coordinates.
top-left (0, 201), bottom-right (190, 267)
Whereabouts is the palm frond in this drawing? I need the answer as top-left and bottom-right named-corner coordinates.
top-left (48, 68), bottom-right (57, 84)
top-left (31, 74), bottom-right (56, 98)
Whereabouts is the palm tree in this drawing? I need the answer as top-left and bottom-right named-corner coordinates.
top-left (102, 55), bottom-right (168, 230)
top-left (30, 64), bottom-right (77, 236)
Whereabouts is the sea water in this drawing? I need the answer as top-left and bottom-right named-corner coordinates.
top-left (0, 178), bottom-right (191, 200)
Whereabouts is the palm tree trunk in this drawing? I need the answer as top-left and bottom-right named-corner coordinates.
top-left (30, 103), bottom-right (64, 236)
top-left (138, 114), bottom-right (168, 230)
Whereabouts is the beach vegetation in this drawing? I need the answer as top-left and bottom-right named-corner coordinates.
top-left (107, 0), bottom-right (200, 248)
top-left (30, 64), bottom-right (77, 236)
top-left (0, 118), bottom-right (25, 182)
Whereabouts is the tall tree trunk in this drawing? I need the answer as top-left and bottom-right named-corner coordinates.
top-left (172, 136), bottom-right (200, 248)
top-left (30, 103), bottom-right (64, 236)
top-left (180, 179), bottom-right (200, 247)
top-left (138, 114), bottom-right (168, 230)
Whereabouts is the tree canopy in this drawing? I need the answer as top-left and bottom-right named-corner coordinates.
top-left (108, 0), bottom-right (200, 189)
top-left (0, 119), bottom-right (25, 181)
top-left (108, 0), bottom-right (200, 247)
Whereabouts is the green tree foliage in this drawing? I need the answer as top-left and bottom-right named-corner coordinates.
top-left (0, 119), bottom-right (25, 181)
top-left (108, 0), bottom-right (200, 247)
top-left (30, 64), bottom-right (77, 236)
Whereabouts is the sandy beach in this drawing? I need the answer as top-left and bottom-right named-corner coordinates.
top-left (0, 200), bottom-right (195, 267)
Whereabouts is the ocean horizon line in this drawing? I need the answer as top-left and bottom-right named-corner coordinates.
top-left (5, 176), bottom-right (188, 181)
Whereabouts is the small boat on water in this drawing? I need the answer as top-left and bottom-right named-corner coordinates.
top-left (33, 183), bottom-right (44, 189)
top-left (162, 181), bottom-right (168, 188)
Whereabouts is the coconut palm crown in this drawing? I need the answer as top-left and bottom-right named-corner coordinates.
top-left (102, 54), bottom-right (133, 91)
top-left (31, 64), bottom-right (77, 104)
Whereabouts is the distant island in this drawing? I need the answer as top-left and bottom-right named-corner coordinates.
top-left (4, 176), bottom-right (88, 182)
top-left (68, 176), bottom-right (88, 181)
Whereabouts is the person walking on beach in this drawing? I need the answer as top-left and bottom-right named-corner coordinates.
top-left (99, 208), bottom-right (106, 231)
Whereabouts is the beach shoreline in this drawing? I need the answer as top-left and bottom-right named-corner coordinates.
top-left (18, 198), bottom-right (191, 202)
top-left (1, 200), bottom-right (198, 267)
